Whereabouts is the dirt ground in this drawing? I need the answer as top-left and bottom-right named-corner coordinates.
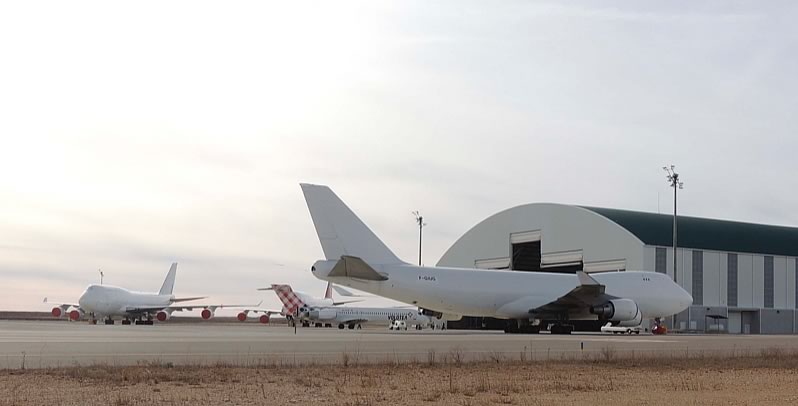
top-left (2, 353), bottom-right (798, 406)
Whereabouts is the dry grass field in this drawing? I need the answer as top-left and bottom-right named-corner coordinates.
top-left (2, 348), bottom-right (798, 406)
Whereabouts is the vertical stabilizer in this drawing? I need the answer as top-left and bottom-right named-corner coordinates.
top-left (159, 262), bottom-right (178, 295)
top-left (271, 284), bottom-right (305, 314)
top-left (324, 282), bottom-right (333, 300)
top-left (300, 183), bottom-right (405, 265)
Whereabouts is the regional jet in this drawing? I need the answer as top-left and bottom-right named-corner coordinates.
top-left (234, 282), bottom-right (361, 324)
top-left (48, 263), bottom-right (245, 325)
top-left (300, 183), bottom-right (693, 334)
top-left (260, 283), bottom-right (431, 329)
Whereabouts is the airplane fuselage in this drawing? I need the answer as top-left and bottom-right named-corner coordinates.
top-left (312, 262), bottom-right (692, 321)
top-left (78, 285), bottom-right (173, 317)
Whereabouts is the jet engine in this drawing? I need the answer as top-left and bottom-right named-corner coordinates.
top-left (51, 307), bottom-right (65, 318)
top-left (237, 312), bottom-right (248, 322)
top-left (69, 309), bottom-right (84, 321)
top-left (590, 299), bottom-right (642, 326)
top-left (201, 308), bottom-right (215, 320)
top-left (309, 309), bottom-right (337, 320)
top-left (259, 314), bottom-right (270, 324)
top-left (156, 311), bottom-right (171, 322)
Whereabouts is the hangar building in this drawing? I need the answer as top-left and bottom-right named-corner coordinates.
top-left (436, 203), bottom-right (798, 334)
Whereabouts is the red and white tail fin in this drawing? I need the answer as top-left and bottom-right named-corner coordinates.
top-left (324, 282), bottom-right (333, 300)
top-left (271, 284), bottom-right (305, 314)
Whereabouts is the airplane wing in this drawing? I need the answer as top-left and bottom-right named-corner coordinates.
top-left (331, 299), bottom-right (363, 306)
top-left (171, 296), bottom-right (207, 303)
top-left (528, 272), bottom-right (617, 319)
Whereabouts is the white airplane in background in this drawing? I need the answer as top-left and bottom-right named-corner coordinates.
top-left (300, 183), bottom-right (693, 334)
top-left (48, 263), bottom-right (246, 325)
top-left (235, 281), bottom-right (362, 324)
top-left (265, 283), bottom-right (431, 330)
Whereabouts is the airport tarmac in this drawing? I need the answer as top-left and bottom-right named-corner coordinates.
top-left (1, 320), bottom-right (797, 369)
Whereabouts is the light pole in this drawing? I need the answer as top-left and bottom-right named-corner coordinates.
top-left (412, 211), bottom-right (427, 266)
top-left (99, 269), bottom-right (104, 285)
top-left (663, 165), bottom-right (684, 282)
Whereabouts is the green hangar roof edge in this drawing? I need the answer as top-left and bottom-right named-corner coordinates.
top-left (579, 206), bottom-right (798, 258)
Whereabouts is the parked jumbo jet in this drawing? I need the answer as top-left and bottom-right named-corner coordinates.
top-left (47, 263), bottom-right (245, 325)
top-left (262, 283), bottom-right (431, 330)
top-left (300, 183), bottom-right (693, 334)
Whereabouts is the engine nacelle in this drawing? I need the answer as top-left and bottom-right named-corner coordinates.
top-left (420, 308), bottom-right (462, 321)
top-left (51, 307), bottom-right (64, 318)
top-left (309, 309), bottom-right (337, 320)
top-left (201, 308), bottom-right (215, 320)
top-left (69, 309), bottom-right (84, 321)
top-left (156, 311), bottom-right (171, 322)
top-left (590, 299), bottom-right (642, 325)
top-left (259, 314), bottom-right (270, 324)
top-left (237, 312), bottom-right (248, 322)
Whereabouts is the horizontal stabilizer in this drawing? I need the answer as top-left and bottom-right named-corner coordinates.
top-left (329, 256), bottom-right (388, 281)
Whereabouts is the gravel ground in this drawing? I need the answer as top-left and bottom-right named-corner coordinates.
top-left (2, 354), bottom-right (798, 405)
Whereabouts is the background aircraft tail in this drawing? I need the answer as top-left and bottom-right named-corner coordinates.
top-left (300, 183), bottom-right (405, 265)
top-left (270, 284), bottom-right (305, 314)
top-left (159, 263), bottom-right (178, 295)
top-left (324, 282), bottom-right (333, 299)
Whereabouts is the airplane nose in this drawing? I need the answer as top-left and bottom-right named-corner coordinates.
top-left (679, 286), bottom-right (693, 310)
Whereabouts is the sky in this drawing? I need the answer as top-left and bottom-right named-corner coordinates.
top-left (1, 1), bottom-right (797, 313)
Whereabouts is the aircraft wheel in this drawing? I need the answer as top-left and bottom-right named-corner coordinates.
top-left (338, 324), bottom-right (345, 329)
top-left (348, 324), bottom-right (355, 330)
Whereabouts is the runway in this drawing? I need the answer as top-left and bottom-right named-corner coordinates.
top-left (2, 320), bottom-right (797, 369)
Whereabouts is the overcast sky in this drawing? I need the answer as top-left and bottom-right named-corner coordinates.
top-left (1, 1), bottom-right (797, 313)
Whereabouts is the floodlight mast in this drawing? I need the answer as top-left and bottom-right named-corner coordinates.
top-left (412, 211), bottom-right (427, 266)
top-left (663, 165), bottom-right (684, 282)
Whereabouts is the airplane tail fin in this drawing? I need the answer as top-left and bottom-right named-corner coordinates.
top-left (159, 262), bottom-right (178, 295)
top-left (300, 183), bottom-right (405, 265)
top-left (324, 282), bottom-right (333, 300)
top-left (269, 284), bottom-right (305, 314)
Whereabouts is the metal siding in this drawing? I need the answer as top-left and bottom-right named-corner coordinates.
top-left (764, 256), bottom-right (774, 309)
top-left (792, 258), bottom-right (798, 309)
top-left (679, 248), bottom-right (691, 295)
top-left (703, 251), bottom-right (721, 306)
top-left (719, 252), bottom-right (728, 307)
top-left (760, 309), bottom-right (794, 334)
top-left (774, 257), bottom-right (787, 309)
top-left (727, 253), bottom-right (738, 307)
top-left (753, 256), bottom-right (765, 308)
top-left (738, 254), bottom-right (754, 308)
top-left (692, 250), bottom-right (703, 306)
top-left (655, 247), bottom-right (667, 274)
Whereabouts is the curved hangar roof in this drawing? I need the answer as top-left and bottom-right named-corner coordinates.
top-left (583, 207), bottom-right (798, 257)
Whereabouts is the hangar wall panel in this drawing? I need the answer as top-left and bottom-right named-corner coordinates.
top-left (719, 253), bottom-right (728, 307)
top-left (754, 256), bottom-right (765, 308)
top-left (738, 255), bottom-right (754, 308)
top-left (789, 258), bottom-right (797, 309)
top-left (775, 257), bottom-right (787, 309)
top-left (681, 249), bottom-right (692, 301)
top-left (704, 251), bottom-right (721, 307)
top-left (761, 309), bottom-right (794, 334)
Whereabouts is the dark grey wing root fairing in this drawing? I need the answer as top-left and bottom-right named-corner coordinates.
top-left (528, 272), bottom-right (616, 318)
top-left (329, 256), bottom-right (389, 281)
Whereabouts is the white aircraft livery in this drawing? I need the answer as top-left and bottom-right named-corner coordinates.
top-left (300, 183), bottom-right (693, 334)
top-left (267, 283), bottom-right (431, 330)
top-left (48, 263), bottom-right (242, 325)
top-left (235, 282), bottom-right (361, 324)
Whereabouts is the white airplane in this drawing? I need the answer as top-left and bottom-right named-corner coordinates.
top-left (300, 183), bottom-right (694, 334)
top-left (262, 283), bottom-right (431, 329)
top-left (48, 263), bottom-right (244, 325)
top-left (235, 282), bottom-right (361, 324)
